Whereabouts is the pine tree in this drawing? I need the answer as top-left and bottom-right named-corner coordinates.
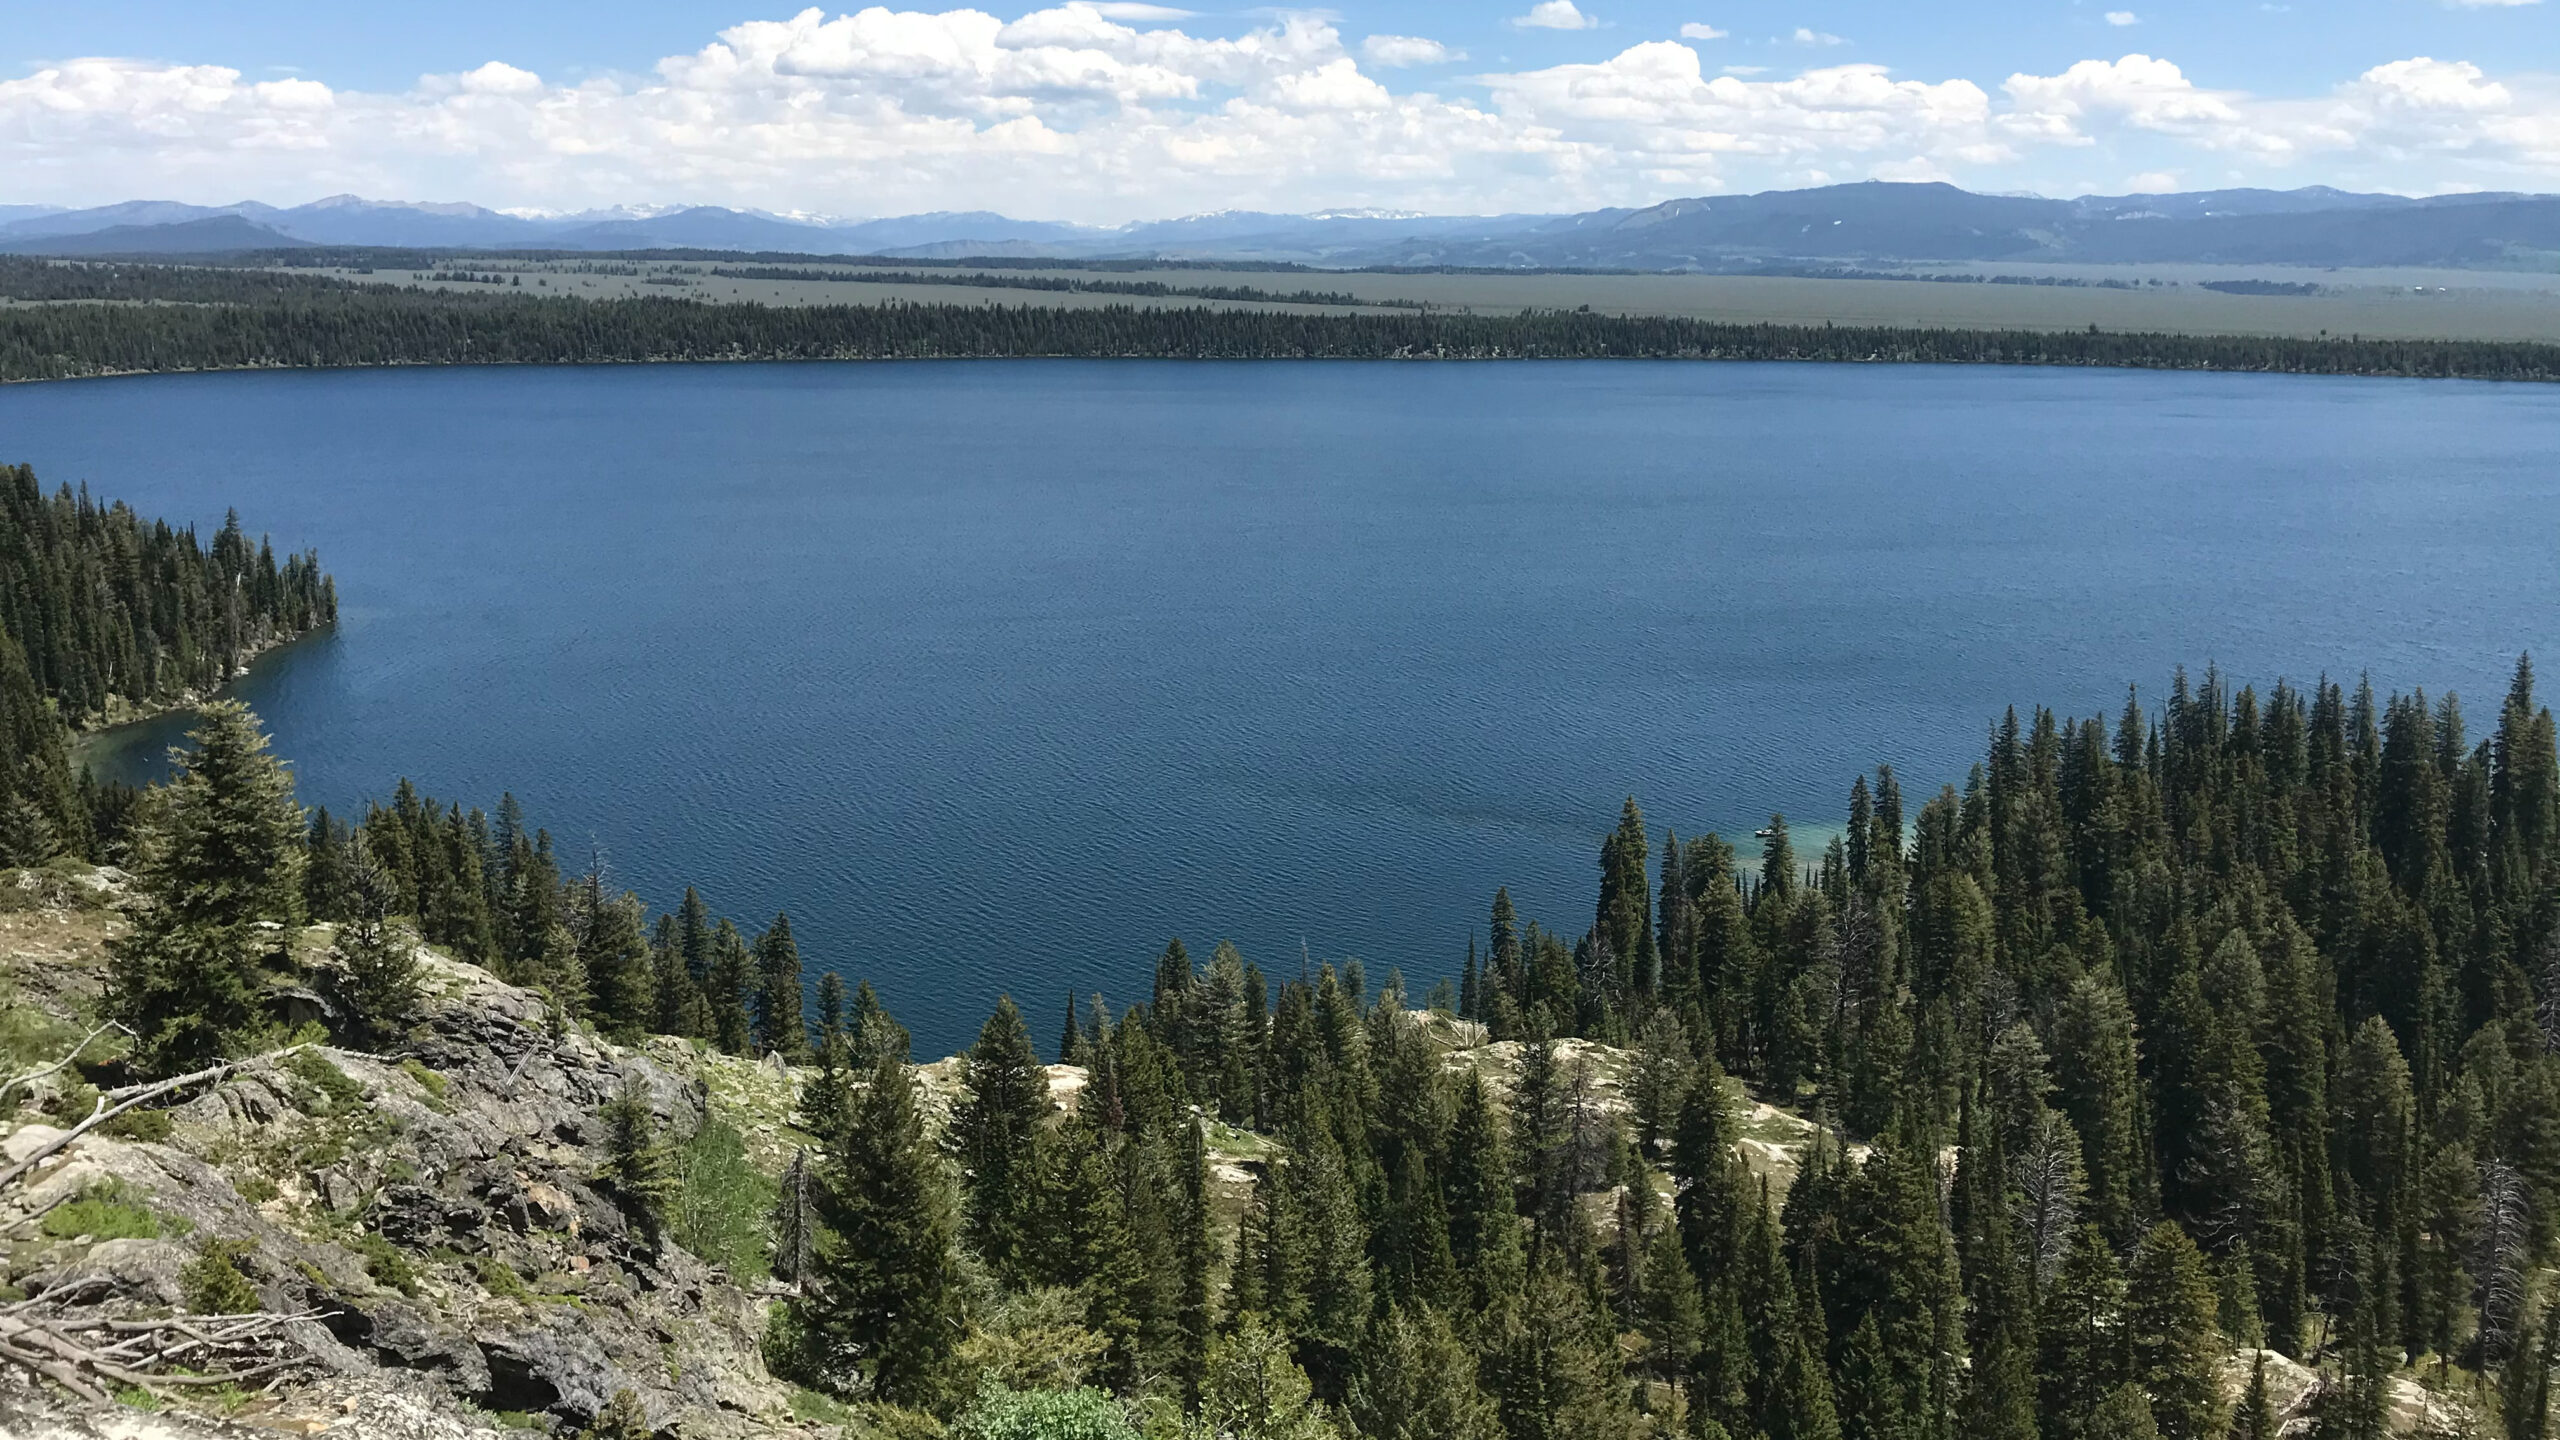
top-left (2040, 1223), bottom-right (2130, 1440)
top-left (597, 1074), bottom-right (678, 1248)
top-left (1201, 1316), bottom-right (1334, 1440)
top-left (799, 1045), bottom-right (963, 1409)
top-left (335, 834), bottom-right (420, 1049)
top-left (573, 873), bottom-right (653, 1040)
top-left (1350, 1303), bottom-right (1502, 1440)
top-left (954, 995), bottom-right (1050, 1283)
top-left (2125, 1222), bottom-right (2227, 1440)
top-left (106, 701), bottom-right (307, 1076)
top-left (706, 919), bottom-right (753, 1053)
top-left (752, 913), bottom-right (807, 1059)
top-left (815, 971), bottom-right (846, 1054)
top-left (848, 978), bottom-right (911, 1065)
top-left (1174, 1118), bottom-right (1217, 1403)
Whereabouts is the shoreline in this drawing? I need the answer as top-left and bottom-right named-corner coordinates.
top-left (67, 622), bottom-right (333, 773)
top-left (7, 347), bottom-right (2558, 390)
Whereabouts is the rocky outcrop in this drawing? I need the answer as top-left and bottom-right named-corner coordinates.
top-left (1, 905), bottom-right (804, 1439)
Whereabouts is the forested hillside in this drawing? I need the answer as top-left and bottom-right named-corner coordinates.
top-left (3, 259), bottom-right (2558, 381)
top-left (38, 651), bottom-right (2559, 1440)
top-left (0, 466), bottom-right (333, 862)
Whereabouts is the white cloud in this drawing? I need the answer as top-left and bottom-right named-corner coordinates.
top-left (2105, 11), bottom-right (2140, 25)
top-left (1680, 22), bottom-right (1729, 40)
top-left (456, 61), bottom-right (544, 95)
top-left (2123, 169), bottom-right (2179, 190)
top-left (1362, 34), bottom-right (1462, 67)
top-left (1723, 64), bottom-right (1769, 75)
top-left (2443, 0), bottom-right (2538, 7)
top-left (3, 8), bottom-right (2558, 219)
top-left (1087, 2), bottom-right (1194, 17)
top-left (1513, 1), bottom-right (1600, 30)
top-left (1792, 28), bottom-right (1847, 45)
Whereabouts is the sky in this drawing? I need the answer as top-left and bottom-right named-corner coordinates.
top-left (3, 0), bottom-right (2556, 223)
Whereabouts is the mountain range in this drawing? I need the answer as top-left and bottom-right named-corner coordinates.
top-left (5, 183), bottom-right (2558, 270)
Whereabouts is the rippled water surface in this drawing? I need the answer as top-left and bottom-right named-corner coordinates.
top-left (6, 360), bottom-right (2556, 1056)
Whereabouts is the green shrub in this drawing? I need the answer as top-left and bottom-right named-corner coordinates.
top-left (399, 1059), bottom-right (451, 1109)
top-left (793, 1388), bottom-right (861, 1427)
top-left (476, 1255), bottom-right (537, 1303)
top-left (100, 1107), bottom-right (173, 1142)
top-left (954, 1384), bottom-right (1137, 1440)
top-left (180, 1239), bottom-right (261, 1314)
top-left (285, 1050), bottom-right (366, 1114)
top-left (350, 1232), bottom-right (420, 1296)
top-left (763, 1301), bottom-right (818, 1388)
top-left (671, 1116), bottom-right (775, 1279)
top-left (582, 1388), bottom-right (652, 1440)
top-left (39, 1180), bottom-right (161, 1240)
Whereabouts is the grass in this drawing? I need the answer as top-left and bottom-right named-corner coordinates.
top-left (40, 1179), bottom-right (165, 1240)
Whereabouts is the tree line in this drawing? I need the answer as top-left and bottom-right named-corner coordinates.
top-left (70, 647), bottom-right (2560, 1440)
top-left (4, 271), bottom-right (2559, 382)
top-left (0, 468), bottom-right (333, 864)
top-left (704, 268), bottom-right (1409, 309)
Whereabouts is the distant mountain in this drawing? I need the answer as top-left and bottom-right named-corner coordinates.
top-left (1366, 182), bottom-right (2560, 270)
top-left (3, 181), bottom-right (2554, 268)
top-left (0, 215), bottom-right (312, 256)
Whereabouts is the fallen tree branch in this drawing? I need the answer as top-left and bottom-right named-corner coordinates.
top-left (0, 1308), bottom-right (316, 1401)
top-left (0, 1023), bottom-right (134, 1111)
top-left (0, 1043), bottom-right (311, 1193)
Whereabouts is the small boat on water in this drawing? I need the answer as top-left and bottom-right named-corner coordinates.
top-left (1753, 826), bottom-right (1777, 839)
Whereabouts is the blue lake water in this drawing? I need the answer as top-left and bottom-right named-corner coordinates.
top-left (5, 360), bottom-right (2556, 1057)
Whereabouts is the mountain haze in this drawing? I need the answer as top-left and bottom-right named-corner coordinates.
top-left (3, 181), bottom-right (2556, 270)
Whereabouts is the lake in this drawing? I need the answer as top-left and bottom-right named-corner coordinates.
top-left (6, 360), bottom-right (2556, 1058)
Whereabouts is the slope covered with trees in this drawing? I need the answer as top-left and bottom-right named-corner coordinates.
top-left (64, 652), bottom-right (2560, 1440)
top-left (0, 467), bottom-right (333, 862)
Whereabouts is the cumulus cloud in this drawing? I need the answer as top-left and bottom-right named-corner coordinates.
top-left (1362, 34), bottom-right (1462, 66)
top-left (1680, 22), bottom-right (1729, 39)
top-left (1, 6), bottom-right (2557, 218)
top-left (2105, 11), bottom-right (2139, 25)
top-left (1513, 1), bottom-right (1600, 30)
top-left (1792, 28), bottom-right (1847, 45)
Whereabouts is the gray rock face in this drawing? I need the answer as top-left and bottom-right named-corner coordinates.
top-left (359, 1300), bottom-right (495, 1395)
top-left (0, 946), bottom-right (796, 1440)
top-left (481, 1320), bottom-right (633, 1421)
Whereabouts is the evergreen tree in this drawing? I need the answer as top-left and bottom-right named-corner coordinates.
top-left (1350, 1304), bottom-right (1502, 1440)
top-left (799, 1044), bottom-right (964, 1410)
top-left (105, 702), bottom-right (307, 1076)
top-left (335, 834), bottom-right (420, 1049)
top-left (707, 918), bottom-right (754, 1054)
top-left (597, 1075), bottom-right (678, 1248)
top-left (2125, 1222), bottom-right (2227, 1440)
top-left (752, 913), bottom-right (807, 1059)
top-left (954, 995), bottom-right (1051, 1283)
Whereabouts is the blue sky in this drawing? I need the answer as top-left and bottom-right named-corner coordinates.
top-left (15, 0), bottom-right (2555, 96)
top-left (5, 0), bottom-right (2555, 219)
